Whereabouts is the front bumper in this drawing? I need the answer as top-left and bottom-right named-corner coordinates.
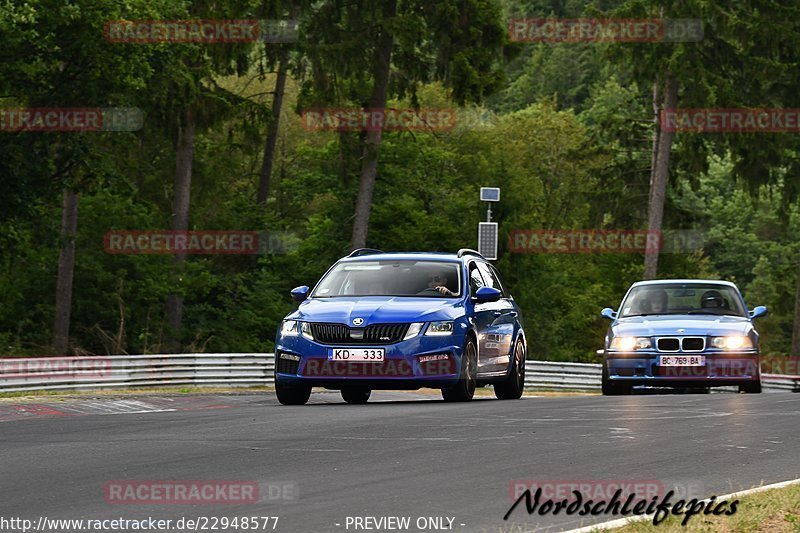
top-left (275, 331), bottom-right (464, 389)
top-left (605, 351), bottom-right (760, 387)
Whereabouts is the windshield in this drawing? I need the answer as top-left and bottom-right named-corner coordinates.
top-left (312, 260), bottom-right (462, 298)
top-left (619, 283), bottom-right (747, 318)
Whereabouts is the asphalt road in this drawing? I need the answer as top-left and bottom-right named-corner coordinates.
top-left (1, 390), bottom-right (798, 532)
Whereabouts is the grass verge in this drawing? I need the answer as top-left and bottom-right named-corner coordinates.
top-left (600, 481), bottom-right (800, 533)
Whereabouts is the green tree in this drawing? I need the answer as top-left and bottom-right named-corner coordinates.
top-left (297, 0), bottom-right (511, 250)
top-left (0, 0), bottom-right (176, 354)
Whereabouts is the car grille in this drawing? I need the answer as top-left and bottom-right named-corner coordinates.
top-left (656, 338), bottom-right (680, 351)
top-left (301, 358), bottom-right (414, 377)
top-left (309, 323), bottom-right (410, 345)
top-left (310, 323), bottom-right (349, 343)
top-left (655, 337), bottom-right (706, 352)
top-left (681, 337), bottom-right (705, 351)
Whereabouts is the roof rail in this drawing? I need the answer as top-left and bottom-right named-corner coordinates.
top-left (457, 248), bottom-right (485, 259)
top-left (348, 248), bottom-right (384, 258)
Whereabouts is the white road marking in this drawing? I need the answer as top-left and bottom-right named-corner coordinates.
top-left (46, 399), bottom-right (177, 415)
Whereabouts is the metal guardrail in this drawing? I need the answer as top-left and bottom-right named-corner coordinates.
top-left (524, 360), bottom-right (601, 391)
top-left (0, 354), bottom-right (274, 393)
top-left (0, 354), bottom-right (796, 393)
top-left (761, 374), bottom-right (800, 391)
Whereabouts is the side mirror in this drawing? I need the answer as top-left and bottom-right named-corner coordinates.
top-left (290, 285), bottom-right (309, 302)
top-left (474, 286), bottom-right (502, 303)
top-left (749, 305), bottom-right (768, 319)
top-left (600, 307), bottom-right (617, 320)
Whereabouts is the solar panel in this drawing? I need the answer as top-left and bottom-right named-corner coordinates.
top-left (478, 222), bottom-right (498, 260)
top-left (480, 187), bottom-right (500, 202)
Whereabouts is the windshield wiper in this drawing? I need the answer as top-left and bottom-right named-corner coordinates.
top-left (686, 310), bottom-right (744, 317)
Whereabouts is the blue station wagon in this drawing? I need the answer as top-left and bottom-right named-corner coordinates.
top-left (600, 279), bottom-right (767, 394)
top-left (274, 249), bottom-right (527, 405)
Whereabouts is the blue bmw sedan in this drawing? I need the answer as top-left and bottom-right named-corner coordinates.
top-left (600, 279), bottom-right (767, 395)
top-left (274, 249), bottom-right (527, 404)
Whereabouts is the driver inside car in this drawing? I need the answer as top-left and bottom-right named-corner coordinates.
top-left (419, 273), bottom-right (456, 296)
top-left (701, 290), bottom-right (725, 310)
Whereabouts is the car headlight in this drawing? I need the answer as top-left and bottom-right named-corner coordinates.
top-left (425, 321), bottom-right (454, 336)
top-left (610, 336), bottom-right (651, 351)
top-left (281, 320), bottom-right (299, 336)
top-left (403, 322), bottom-right (424, 340)
top-left (711, 336), bottom-right (752, 350)
top-left (281, 320), bottom-right (314, 340)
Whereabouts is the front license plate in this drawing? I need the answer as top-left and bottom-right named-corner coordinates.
top-left (327, 348), bottom-right (385, 362)
top-left (658, 355), bottom-right (706, 366)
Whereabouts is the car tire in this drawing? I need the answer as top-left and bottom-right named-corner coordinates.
top-left (494, 339), bottom-right (525, 400)
top-left (601, 361), bottom-right (631, 396)
top-left (275, 381), bottom-right (312, 405)
top-left (442, 336), bottom-right (477, 402)
top-left (341, 387), bottom-right (371, 404)
top-left (739, 380), bottom-right (762, 394)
